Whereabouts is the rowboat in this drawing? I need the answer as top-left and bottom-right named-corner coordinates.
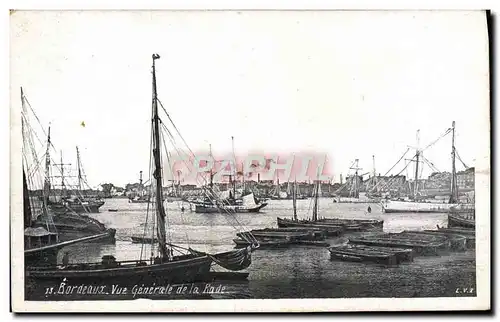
top-left (328, 245), bottom-right (399, 266)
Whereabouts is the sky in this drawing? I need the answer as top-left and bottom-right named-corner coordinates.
top-left (10, 10), bottom-right (490, 188)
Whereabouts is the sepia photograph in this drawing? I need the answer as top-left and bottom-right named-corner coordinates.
top-left (9, 9), bottom-right (490, 312)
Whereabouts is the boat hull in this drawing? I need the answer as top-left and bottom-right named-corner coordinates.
top-left (128, 199), bottom-right (150, 203)
top-left (317, 218), bottom-right (384, 230)
top-left (131, 236), bottom-right (157, 244)
top-left (166, 197), bottom-right (183, 203)
top-left (25, 230), bottom-right (117, 267)
top-left (381, 200), bottom-right (459, 213)
top-left (26, 255), bottom-right (212, 284)
top-left (348, 232), bottom-right (448, 256)
top-left (406, 230), bottom-right (467, 251)
top-left (34, 213), bottom-right (115, 243)
top-left (276, 217), bottom-right (344, 236)
top-left (448, 213), bottom-right (475, 229)
top-left (194, 202), bottom-right (267, 214)
top-left (49, 201), bottom-right (105, 214)
top-left (328, 246), bottom-right (399, 266)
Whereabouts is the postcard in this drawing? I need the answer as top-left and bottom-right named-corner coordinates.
top-left (10, 9), bottom-right (490, 312)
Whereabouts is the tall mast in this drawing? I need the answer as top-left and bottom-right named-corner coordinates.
top-left (21, 88), bottom-right (33, 227)
top-left (349, 159), bottom-right (361, 198)
top-left (413, 130), bottom-right (420, 199)
top-left (372, 155), bottom-right (376, 191)
top-left (139, 170), bottom-right (143, 196)
top-left (231, 136), bottom-right (236, 198)
top-left (177, 170), bottom-right (181, 195)
top-left (241, 161), bottom-right (245, 192)
top-left (76, 146), bottom-right (82, 191)
top-left (450, 121), bottom-right (459, 203)
top-left (276, 174), bottom-right (280, 199)
top-left (209, 144), bottom-right (213, 189)
top-left (60, 151), bottom-right (65, 195)
top-left (23, 168), bottom-right (33, 228)
top-left (44, 127), bottom-right (51, 204)
top-left (151, 53), bottom-right (169, 260)
top-left (312, 180), bottom-right (319, 221)
top-left (292, 179), bottom-right (297, 221)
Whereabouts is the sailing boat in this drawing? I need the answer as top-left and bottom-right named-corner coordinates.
top-left (166, 172), bottom-right (184, 203)
top-left (20, 89), bottom-right (115, 244)
top-left (192, 139), bottom-right (268, 213)
top-left (21, 88), bottom-right (116, 267)
top-left (27, 54), bottom-right (253, 283)
top-left (277, 180), bottom-right (344, 236)
top-left (381, 121), bottom-right (472, 213)
top-left (128, 171), bottom-right (151, 203)
top-left (277, 179), bottom-right (383, 234)
top-left (333, 159), bottom-right (375, 203)
top-left (45, 146), bottom-right (105, 214)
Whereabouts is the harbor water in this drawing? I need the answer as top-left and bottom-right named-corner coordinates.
top-left (40, 198), bottom-right (475, 299)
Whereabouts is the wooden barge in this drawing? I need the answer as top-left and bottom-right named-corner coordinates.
top-left (435, 227), bottom-right (476, 248)
top-left (348, 235), bottom-right (447, 256)
top-left (328, 245), bottom-right (411, 266)
top-left (404, 230), bottom-right (467, 251)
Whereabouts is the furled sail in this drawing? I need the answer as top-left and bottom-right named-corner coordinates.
top-left (190, 246), bottom-right (252, 271)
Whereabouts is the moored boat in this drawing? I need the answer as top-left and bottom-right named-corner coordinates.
top-left (434, 227), bottom-right (475, 248)
top-left (348, 235), bottom-right (446, 256)
top-left (131, 236), bottom-right (158, 244)
top-left (238, 230), bottom-right (311, 240)
top-left (21, 87), bottom-right (116, 268)
top-left (194, 192), bottom-right (267, 213)
top-left (381, 200), bottom-right (458, 213)
top-left (406, 230), bottom-right (467, 251)
top-left (447, 212), bottom-right (475, 229)
top-left (26, 54), bottom-right (254, 288)
top-left (328, 245), bottom-right (399, 266)
top-left (33, 212), bottom-right (116, 243)
top-left (276, 217), bottom-right (344, 236)
top-left (246, 227), bottom-right (327, 240)
top-left (317, 218), bottom-right (384, 230)
top-left (276, 180), bottom-right (345, 236)
top-left (233, 238), bottom-right (290, 249)
top-left (344, 244), bottom-right (414, 263)
top-left (381, 122), bottom-right (473, 214)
